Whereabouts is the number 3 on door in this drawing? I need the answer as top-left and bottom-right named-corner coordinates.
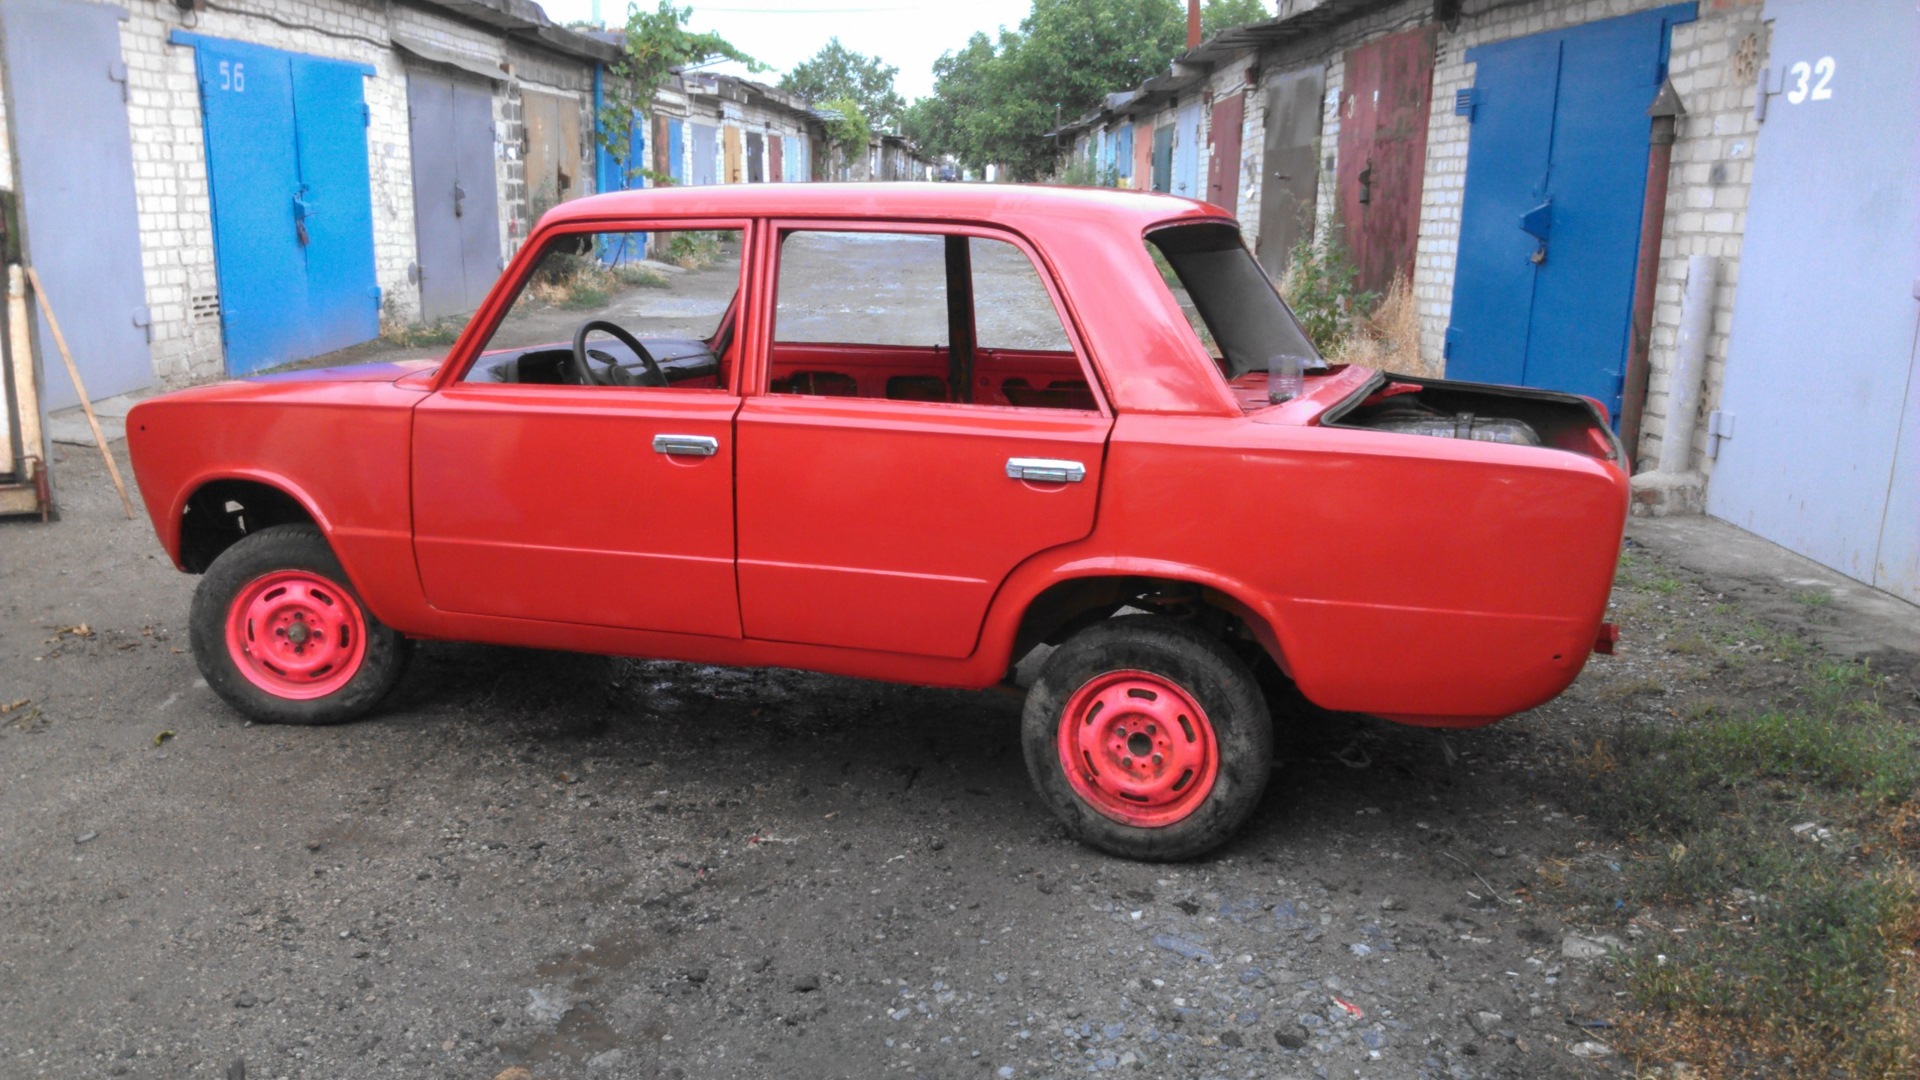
top-left (1785, 56), bottom-right (1833, 105)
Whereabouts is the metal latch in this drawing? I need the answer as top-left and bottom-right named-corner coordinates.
top-left (1005, 458), bottom-right (1086, 484)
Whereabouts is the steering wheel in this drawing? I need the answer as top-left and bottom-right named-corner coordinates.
top-left (570, 319), bottom-right (666, 388)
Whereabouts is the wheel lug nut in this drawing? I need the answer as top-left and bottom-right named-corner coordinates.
top-left (1146, 724), bottom-right (1156, 735)
top-left (1121, 757), bottom-right (1132, 769)
top-left (1152, 754), bottom-right (1163, 765)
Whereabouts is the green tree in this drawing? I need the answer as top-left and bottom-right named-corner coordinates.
top-left (780, 38), bottom-right (906, 132)
top-left (598, 2), bottom-right (761, 185)
top-left (912, 0), bottom-right (1187, 180)
top-left (1202, 0), bottom-right (1272, 39)
top-left (820, 97), bottom-right (873, 173)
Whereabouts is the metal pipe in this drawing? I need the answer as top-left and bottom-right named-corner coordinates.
top-left (1657, 254), bottom-right (1719, 474)
top-left (1187, 0), bottom-right (1201, 49)
top-left (1618, 80), bottom-right (1686, 465)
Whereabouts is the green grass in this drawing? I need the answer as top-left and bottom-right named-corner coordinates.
top-left (1566, 658), bottom-right (1920, 1076)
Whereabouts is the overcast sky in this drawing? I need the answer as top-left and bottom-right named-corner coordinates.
top-left (537, 0), bottom-right (1041, 102)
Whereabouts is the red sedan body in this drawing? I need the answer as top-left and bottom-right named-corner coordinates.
top-left (128, 183), bottom-right (1628, 731)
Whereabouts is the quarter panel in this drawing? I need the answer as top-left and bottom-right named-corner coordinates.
top-left (1101, 414), bottom-right (1628, 718)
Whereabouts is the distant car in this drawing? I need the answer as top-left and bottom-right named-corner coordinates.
top-left (128, 184), bottom-right (1627, 860)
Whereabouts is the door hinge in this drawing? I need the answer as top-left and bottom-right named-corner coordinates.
top-left (108, 60), bottom-right (129, 103)
top-left (1444, 327), bottom-right (1462, 361)
top-left (362, 102), bottom-right (371, 127)
top-left (1706, 409), bottom-right (1734, 459)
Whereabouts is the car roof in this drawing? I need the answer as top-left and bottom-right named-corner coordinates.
top-left (539, 181), bottom-right (1233, 231)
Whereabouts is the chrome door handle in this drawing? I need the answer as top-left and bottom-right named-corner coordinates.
top-left (1006, 457), bottom-right (1086, 483)
top-left (653, 434), bottom-right (719, 457)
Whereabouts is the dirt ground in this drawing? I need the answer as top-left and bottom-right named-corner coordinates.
top-left (4, 243), bottom-right (1917, 1078)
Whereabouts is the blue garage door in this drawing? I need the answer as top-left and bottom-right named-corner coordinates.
top-left (1443, 5), bottom-right (1695, 420)
top-left (172, 33), bottom-right (379, 376)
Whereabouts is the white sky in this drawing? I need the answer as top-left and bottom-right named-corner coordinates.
top-left (537, 0), bottom-right (1041, 102)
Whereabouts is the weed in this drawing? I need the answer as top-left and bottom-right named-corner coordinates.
top-left (1051, 157), bottom-right (1121, 188)
top-left (1597, 676), bottom-right (1669, 704)
top-left (1650, 574), bottom-right (1685, 595)
top-left (379, 317), bottom-right (466, 348)
top-left (665, 230), bottom-right (725, 271)
top-left (1277, 218), bottom-right (1375, 350)
top-left (1794, 589), bottom-right (1834, 608)
top-left (1666, 631), bottom-right (1717, 658)
top-left (612, 263), bottom-right (670, 289)
top-left (1563, 637), bottom-right (1920, 1076)
top-left (1325, 275), bottom-right (1437, 377)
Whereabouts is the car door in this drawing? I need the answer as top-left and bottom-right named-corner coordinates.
top-left (734, 223), bottom-right (1113, 659)
top-left (411, 221), bottom-right (750, 638)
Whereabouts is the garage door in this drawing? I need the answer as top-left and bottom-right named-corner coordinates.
top-left (408, 69), bottom-right (501, 320)
top-left (2, 0), bottom-right (152, 410)
top-left (1705, 0), bottom-right (1920, 603)
top-left (172, 32), bottom-right (379, 375)
top-left (1443, 5), bottom-right (1696, 419)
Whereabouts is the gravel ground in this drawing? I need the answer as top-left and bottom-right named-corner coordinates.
top-left (1, 445), bottom-right (1681, 1080)
top-left (6, 241), bottom-right (1910, 1079)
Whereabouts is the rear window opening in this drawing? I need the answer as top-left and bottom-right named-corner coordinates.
top-left (1145, 222), bottom-right (1322, 383)
top-left (1323, 375), bottom-right (1621, 460)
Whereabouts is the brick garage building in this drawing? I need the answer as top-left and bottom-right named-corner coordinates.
top-left (0, 0), bottom-right (611, 396)
top-left (1058, 0), bottom-right (1919, 603)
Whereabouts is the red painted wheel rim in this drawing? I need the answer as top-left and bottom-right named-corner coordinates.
top-left (224, 570), bottom-right (368, 700)
top-left (1057, 669), bottom-right (1219, 828)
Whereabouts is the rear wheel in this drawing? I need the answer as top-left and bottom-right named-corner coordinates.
top-left (189, 525), bottom-right (409, 725)
top-left (1023, 617), bottom-right (1272, 860)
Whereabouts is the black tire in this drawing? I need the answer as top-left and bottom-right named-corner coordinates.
top-left (188, 524), bottom-right (410, 725)
top-left (1022, 616), bottom-right (1272, 861)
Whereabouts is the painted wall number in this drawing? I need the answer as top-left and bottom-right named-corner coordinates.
top-left (217, 60), bottom-right (246, 92)
top-left (1785, 56), bottom-right (1834, 104)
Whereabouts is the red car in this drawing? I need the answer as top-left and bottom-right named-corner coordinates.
top-left (128, 184), bottom-right (1627, 859)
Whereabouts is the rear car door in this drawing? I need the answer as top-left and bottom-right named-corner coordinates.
top-left (412, 221), bottom-right (750, 637)
top-left (734, 223), bottom-right (1112, 659)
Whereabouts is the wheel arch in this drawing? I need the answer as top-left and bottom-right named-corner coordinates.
top-left (174, 472), bottom-right (331, 574)
top-left (996, 560), bottom-right (1292, 678)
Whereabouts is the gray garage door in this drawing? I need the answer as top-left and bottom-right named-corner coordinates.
top-left (0, 0), bottom-right (152, 411)
top-left (1704, 0), bottom-right (1920, 603)
top-left (408, 68), bottom-right (501, 320)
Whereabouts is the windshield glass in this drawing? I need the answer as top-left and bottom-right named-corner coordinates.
top-left (1146, 223), bottom-right (1323, 381)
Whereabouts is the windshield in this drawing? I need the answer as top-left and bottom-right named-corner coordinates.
top-left (1146, 223), bottom-right (1324, 381)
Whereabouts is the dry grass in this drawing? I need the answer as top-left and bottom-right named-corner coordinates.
top-left (1323, 274), bottom-right (1439, 378)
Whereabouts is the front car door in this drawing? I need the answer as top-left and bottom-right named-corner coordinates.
top-left (734, 223), bottom-right (1113, 659)
top-left (412, 221), bottom-right (751, 637)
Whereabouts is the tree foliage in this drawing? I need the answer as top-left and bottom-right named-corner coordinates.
top-left (905, 0), bottom-right (1187, 180)
top-left (820, 97), bottom-right (873, 157)
top-left (780, 38), bottom-right (906, 132)
top-left (598, 2), bottom-right (761, 185)
top-left (1201, 0), bottom-right (1272, 39)
top-left (902, 0), bottom-right (1269, 180)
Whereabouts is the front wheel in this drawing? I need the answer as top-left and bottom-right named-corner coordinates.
top-left (1022, 617), bottom-right (1272, 861)
top-left (189, 524), bottom-right (410, 725)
